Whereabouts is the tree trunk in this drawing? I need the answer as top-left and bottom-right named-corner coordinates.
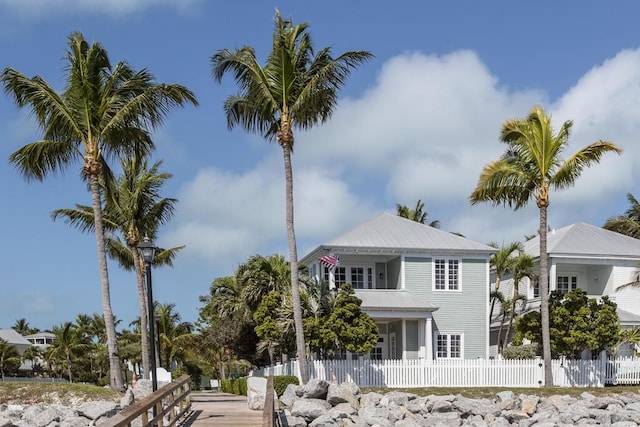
top-left (539, 204), bottom-right (553, 386)
top-left (132, 249), bottom-right (151, 380)
top-left (489, 277), bottom-right (501, 321)
top-left (282, 143), bottom-right (309, 384)
top-left (89, 173), bottom-right (123, 390)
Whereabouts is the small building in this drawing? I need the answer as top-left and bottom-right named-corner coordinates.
top-left (24, 332), bottom-right (55, 349)
top-left (491, 222), bottom-right (640, 357)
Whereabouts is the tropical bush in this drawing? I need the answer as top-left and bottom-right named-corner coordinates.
top-left (273, 375), bottom-right (299, 396)
top-left (502, 343), bottom-right (539, 359)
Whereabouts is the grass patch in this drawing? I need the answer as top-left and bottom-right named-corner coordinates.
top-left (0, 382), bottom-right (122, 406)
top-left (361, 385), bottom-right (640, 399)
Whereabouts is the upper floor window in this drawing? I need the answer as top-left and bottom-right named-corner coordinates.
top-left (437, 333), bottom-right (462, 358)
top-left (324, 265), bottom-right (373, 289)
top-left (434, 258), bottom-right (460, 291)
top-left (557, 274), bottom-right (578, 294)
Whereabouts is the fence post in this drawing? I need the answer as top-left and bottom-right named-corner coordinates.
top-left (599, 351), bottom-right (607, 387)
top-left (535, 356), bottom-right (544, 387)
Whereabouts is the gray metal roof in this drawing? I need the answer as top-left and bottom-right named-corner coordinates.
top-left (0, 329), bottom-right (32, 346)
top-left (619, 309), bottom-right (640, 325)
top-left (523, 222), bottom-right (640, 259)
top-left (355, 290), bottom-right (438, 312)
top-left (324, 212), bottom-right (495, 252)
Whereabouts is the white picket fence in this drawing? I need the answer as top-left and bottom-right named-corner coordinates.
top-left (251, 355), bottom-right (640, 388)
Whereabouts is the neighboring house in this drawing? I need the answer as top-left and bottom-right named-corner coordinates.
top-left (0, 328), bottom-right (34, 372)
top-left (491, 222), bottom-right (640, 357)
top-left (0, 328), bottom-right (33, 354)
top-left (301, 212), bottom-right (495, 361)
top-left (24, 332), bottom-right (55, 350)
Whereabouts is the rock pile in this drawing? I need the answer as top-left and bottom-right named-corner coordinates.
top-left (278, 379), bottom-right (640, 426)
top-left (0, 379), bottom-right (164, 427)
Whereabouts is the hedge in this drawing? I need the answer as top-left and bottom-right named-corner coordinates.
top-left (219, 375), bottom-right (298, 396)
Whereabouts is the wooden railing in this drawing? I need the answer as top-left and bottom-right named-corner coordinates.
top-left (262, 376), bottom-right (276, 427)
top-left (102, 374), bottom-right (192, 427)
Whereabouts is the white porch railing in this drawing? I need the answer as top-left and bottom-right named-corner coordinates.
top-left (251, 355), bottom-right (640, 388)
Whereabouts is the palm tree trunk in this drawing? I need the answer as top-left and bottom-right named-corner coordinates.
top-left (539, 204), bottom-right (553, 386)
top-left (132, 250), bottom-right (151, 380)
top-left (489, 278), bottom-right (501, 320)
top-left (497, 312), bottom-right (506, 354)
top-left (505, 296), bottom-right (517, 349)
top-left (89, 173), bottom-right (123, 390)
top-left (282, 143), bottom-right (309, 384)
top-left (66, 354), bottom-right (72, 383)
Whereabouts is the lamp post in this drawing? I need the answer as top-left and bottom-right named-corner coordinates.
top-left (138, 236), bottom-right (158, 393)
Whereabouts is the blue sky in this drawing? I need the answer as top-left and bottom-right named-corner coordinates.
top-left (1, 0), bottom-right (639, 332)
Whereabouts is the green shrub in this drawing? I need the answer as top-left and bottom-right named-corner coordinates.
top-left (238, 377), bottom-right (248, 395)
top-left (273, 375), bottom-right (299, 396)
top-left (502, 343), bottom-right (539, 359)
top-left (220, 379), bottom-right (232, 393)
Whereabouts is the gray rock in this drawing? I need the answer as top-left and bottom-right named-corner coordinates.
top-left (359, 392), bottom-right (383, 408)
top-left (76, 401), bottom-right (118, 420)
top-left (281, 383), bottom-right (300, 408)
top-left (381, 391), bottom-right (417, 407)
top-left (340, 381), bottom-right (361, 397)
top-left (120, 387), bottom-right (135, 409)
top-left (291, 398), bottom-right (331, 423)
top-left (247, 376), bottom-right (268, 410)
top-left (0, 416), bottom-right (14, 427)
top-left (308, 414), bottom-right (340, 426)
top-left (328, 402), bottom-right (357, 418)
top-left (59, 416), bottom-right (91, 427)
top-left (300, 380), bottom-right (330, 400)
top-left (22, 406), bottom-right (59, 427)
top-left (326, 383), bottom-right (359, 409)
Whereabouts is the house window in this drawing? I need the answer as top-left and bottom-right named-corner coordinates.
top-left (324, 265), bottom-right (373, 289)
top-left (557, 275), bottom-right (578, 294)
top-left (434, 259), bottom-right (460, 291)
top-left (351, 267), bottom-right (364, 289)
top-left (335, 267), bottom-right (347, 287)
top-left (437, 333), bottom-right (462, 358)
top-left (532, 276), bottom-right (539, 298)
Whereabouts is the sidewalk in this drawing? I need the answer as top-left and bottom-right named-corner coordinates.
top-left (179, 392), bottom-right (263, 426)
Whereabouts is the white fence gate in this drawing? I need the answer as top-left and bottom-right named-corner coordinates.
top-left (251, 355), bottom-right (640, 388)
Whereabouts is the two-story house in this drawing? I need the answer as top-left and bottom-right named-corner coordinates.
top-left (301, 212), bottom-right (495, 361)
top-left (490, 222), bottom-right (640, 356)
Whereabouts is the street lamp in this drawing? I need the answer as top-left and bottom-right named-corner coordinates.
top-left (138, 236), bottom-right (158, 393)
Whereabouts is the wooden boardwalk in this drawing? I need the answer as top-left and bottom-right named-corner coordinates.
top-left (179, 392), bottom-right (263, 426)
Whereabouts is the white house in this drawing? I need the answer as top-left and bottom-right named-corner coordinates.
top-left (491, 222), bottom-right (640, 356)
top-left (301, 212), bottom-right (495, 361)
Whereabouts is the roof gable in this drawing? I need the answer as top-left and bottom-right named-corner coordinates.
top-left (524, 222), bottom-right (640, 258)
top-left (325, 212), bottom-right (494, 252)
top-left (0, 329), bottom-right (32, 346)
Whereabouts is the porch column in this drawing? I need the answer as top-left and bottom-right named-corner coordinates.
top-left (549, 261), bottom-right (557, 292)
top-left (418, 320), bottom-right (425, 358)
top-left (426, 315), bottom-right (433, 361)
top-left (402, 319), bottom-right (407, 359)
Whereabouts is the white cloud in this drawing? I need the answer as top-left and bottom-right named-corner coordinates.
top-left (163, 157), bottom-right (374, 266)
top-left (0, 0), bottom-right (199, 17)
top-left (170, 48), bottom-right (640, 264)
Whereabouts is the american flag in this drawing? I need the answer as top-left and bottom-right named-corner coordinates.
top-left (319, 253), bottom-right (340, 270)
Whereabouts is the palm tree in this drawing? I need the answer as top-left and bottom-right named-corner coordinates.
top-left (52, 156), bottom-right (182, 380)
top-left (155, 303), bottom-right (193, 371)
top-left (604, 193), bottom-right (640, 239)
top-left (503, 253), bottom-right (535, 347)
top-left (12, 318), bottom-right (38, 336)
top-left (0, 339), bottom-right (21, 381)
top-left (470, 105), bottom-right (622, 386)
top-left (48, 322), bottom-right (91, 383)
top-left (211, 12), bottom-right (371, 383)
top-left (237, 254), bottom-right (292, 311)
top-left (489, 242), bottom-right (523, 321)
top-left (1, 32), bottom-right (198, 390)
top-left (396, 199), bottom-right (440, 228)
